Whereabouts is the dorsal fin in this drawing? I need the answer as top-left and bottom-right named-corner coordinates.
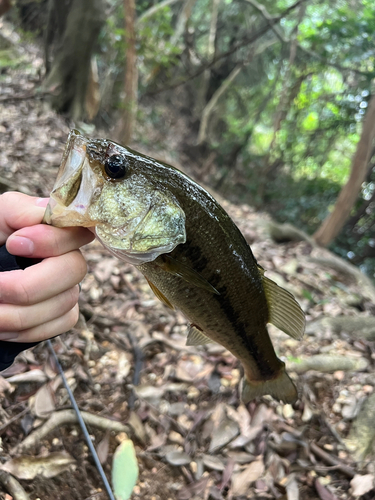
top-left (261, 274), bottom-right (305, 340)
top-left (186, 325), bottom-right (213, 346)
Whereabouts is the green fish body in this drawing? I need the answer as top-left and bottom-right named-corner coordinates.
top-left (44, 130), bottom-right (305, 403)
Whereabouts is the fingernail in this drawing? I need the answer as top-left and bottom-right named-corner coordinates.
top-left (7, 236), bottom-right (34, 256)
top-left (0, 332), bottom-right (19, 341)
top-left (35, 197), bottom-right (49, 207)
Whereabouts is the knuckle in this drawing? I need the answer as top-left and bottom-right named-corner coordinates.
top-left (50, 230), bottom-right (62, 255)
top-left (1, 191), bottom-right (17, 205)
top-left (68, 305), bottom-right (80, 329)
top-left (0, 274), bottom-right (31, 305)
top-left (71, 250), bottom-right (88, 281)
top-left (0, 308), bottom-right (22, 332)
top-left (13, 281), bottom-right (32, 305)
top-left (68, 285), bottom-right (80, 308)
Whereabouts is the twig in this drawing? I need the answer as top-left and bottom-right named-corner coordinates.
top-left (12, 409), bottom-right (130, 454)
top-left (244, 0), bottom-right (287, 43)
top-left (0, 90), bottom-right (54, 103)
top-left (309, 442), bottom-right (355, 478)
top-left (146, 0), bottom-right (308, 96)
top-left (127, 333), bottom-right (144, 410)
top-left (0, 407), bottom-right (29, 437)
top-left (137, 0), bottom-right (183, 24)
top-left (245, 0), bottom-right (371, 77)
top-left (0, 470), bottom-right (30, 500)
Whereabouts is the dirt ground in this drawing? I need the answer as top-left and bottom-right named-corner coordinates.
top-left (1, 37), bottom-right (375, 500)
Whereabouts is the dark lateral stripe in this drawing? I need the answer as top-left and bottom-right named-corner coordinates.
top-left (214, 285), bottom-right (279, 378)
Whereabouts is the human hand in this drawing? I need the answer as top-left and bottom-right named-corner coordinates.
top-left (0, 192), bottom-right (94, 343)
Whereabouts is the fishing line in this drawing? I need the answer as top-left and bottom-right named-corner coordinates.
top-left (47, 339), bottom-right (116, 500)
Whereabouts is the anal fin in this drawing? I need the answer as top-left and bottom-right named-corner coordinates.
top-left (186, 325), bottom-right (213, 346)
top-left (146, 278), bottom-right (174, 309)
top-left (261, 274), bottom-right (305, 340)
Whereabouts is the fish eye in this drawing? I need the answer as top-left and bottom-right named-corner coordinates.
top-left (104, 154), bottom-right (128, 179)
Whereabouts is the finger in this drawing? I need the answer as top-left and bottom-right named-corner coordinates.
top-left (6, 224), bottom-right (95, 258)
top-left (0, 250), bottom-right (87, 305)
top-left (0, 285), bottom-right (79, 334)
top-left (0, 193), bottom-right (47, 244)
top-left (0, 304), bottom-right (80, 343)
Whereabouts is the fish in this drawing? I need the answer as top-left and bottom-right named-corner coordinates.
top-left (43, 129), bottom-right (305, 404)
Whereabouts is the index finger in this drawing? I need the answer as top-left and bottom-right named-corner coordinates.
top-left (0, 250), bottom-right (87, 305)
top-left (0, 192), bottom-right (47, 244)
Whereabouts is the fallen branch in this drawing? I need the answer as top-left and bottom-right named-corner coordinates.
top-left (0, 91), bottom-right (54, 103)
top-left (287, 355), bottom-right (368, 374)
top-left (11, 410), bottom-right (130, 454)
top-left (309, 442), bottom-right (355, 479)
top-left (0, 470), bottom-right (30, 500)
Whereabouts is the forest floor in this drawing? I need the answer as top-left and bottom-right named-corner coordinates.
top-left (1, 33), bottom-right (375, 500)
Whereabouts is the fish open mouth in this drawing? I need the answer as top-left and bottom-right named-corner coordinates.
top-left (43, 131), bottom-right (99, 227)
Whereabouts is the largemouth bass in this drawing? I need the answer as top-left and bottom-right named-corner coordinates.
top-left (44, 130), bottom-right (305, 404)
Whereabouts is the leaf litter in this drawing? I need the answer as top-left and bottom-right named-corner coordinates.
top-left (1, 46), bottom-right (375, 500)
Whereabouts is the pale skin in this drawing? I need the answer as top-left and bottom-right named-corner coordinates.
top-left (0, 192), bottom-right (94, 343)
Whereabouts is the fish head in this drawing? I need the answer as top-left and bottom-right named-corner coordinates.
top-left (44, 130), bottom-right (186, 264)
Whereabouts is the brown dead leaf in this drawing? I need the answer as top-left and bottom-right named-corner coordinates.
top-left (0, 376), bottom-right (12, 394)
top-left (97, 431), bottom-right (110, 465)
top-left (208, 403), bottom-right (239, 452)
top-left (209, 418), bottom-right (239, 452)
top-left (315, 478), bottom-right (339, 500)
top-left (165, 450), bottom-right (191, 466)
top-left (350, 474), bottom-right (374, 497)
top-left (202, 454), bottom-right (225, 471)
top-left (31, 383), bottom-right (55, 418)
top-left (178, 477), bottom-right (210, 500)
top-left (231, 456), bottom-right (265, 497)
top-left (127, 411), bottom-right (147, 444)
top-left (0, 451), bottom-right (76, 480)
top-left (286, 473), bottom-right (299, 500)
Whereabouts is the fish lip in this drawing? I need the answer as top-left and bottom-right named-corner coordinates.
top-left (43, 133), bottom-right (97, 226)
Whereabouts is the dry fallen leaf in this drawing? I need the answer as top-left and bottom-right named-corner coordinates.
top-left (97, 431), bottom-right (110, 465)
top-left (350, 474), bottom-right (374, 497)
top-left (0, 451), bottom-right (76, 480)
top-left (0, 376), bottom-right (12, 394)
top-left (165, 450), bottom-right (191, 466)
top-left (31, 383), bottom-right (56, 418)
top-left (231, 456), bottom-right (265, 496)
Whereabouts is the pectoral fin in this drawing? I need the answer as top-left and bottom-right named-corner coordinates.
top-left (156, 255), bottom-right (220, 295)
top-left (146, 278), bottom-right (174, 309)
top-left (260, 272), bottom-right (305, 340)
top-left (186, 325), bottom-right (213, 346)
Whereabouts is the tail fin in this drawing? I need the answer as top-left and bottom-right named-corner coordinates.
top-left (241, 370), bottom-right (298, 404)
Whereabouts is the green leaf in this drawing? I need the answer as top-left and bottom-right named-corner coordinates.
top-left (112, 439), bottom-right (139, 500)
top-left (302, 111), bottom-right (319, 131)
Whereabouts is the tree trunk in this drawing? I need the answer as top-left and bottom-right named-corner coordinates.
top-left (0, 0), bottom-right (11, 17)
top-left (313, 93), bottom-right (375, 247)
top-left (116, 0), bottom-right (138, 146)
top-left (195, 0), bottom-right (220, 116)
top-left (43, 0), bottom-right (104, 121)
